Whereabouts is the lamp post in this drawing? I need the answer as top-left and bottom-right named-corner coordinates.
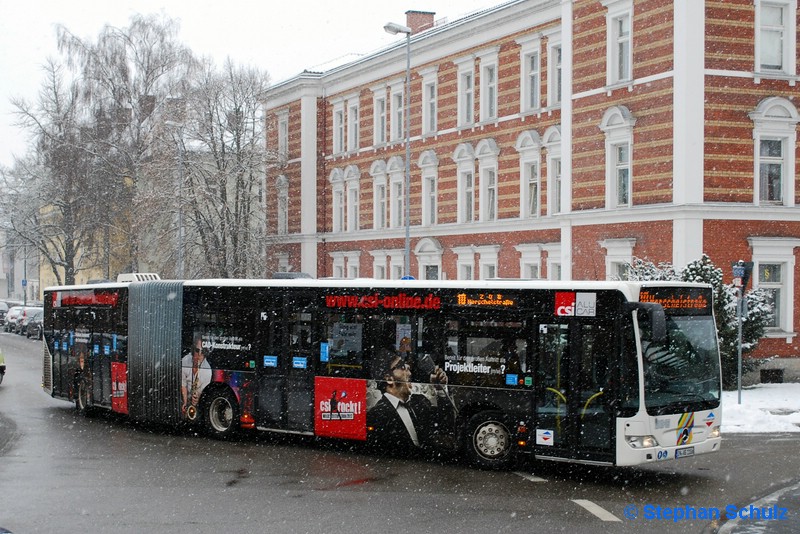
top-left (384, 22), bottom-right (412, 279)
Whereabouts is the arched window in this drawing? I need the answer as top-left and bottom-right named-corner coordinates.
top-left (599, 106), bottom-right (636, 209)
top-left (452, 143), bottom-right (476, 223)
top-left (476, 139), bottom-right (500, 222)
top-left (515, 131), bottom-right (542, 219)
top-left (329, 168), bottom-right (344, 233)
top-left (417, 150), bottom-right (439, 226)
top-left (749, 97), bottom-right (798, 206)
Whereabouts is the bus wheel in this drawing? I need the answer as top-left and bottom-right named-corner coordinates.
top-left (75, 383), bottom-right (91, 414)
top-left (203, 389), bottom-right (239, 439)
top-left (465, 411), bottom-right (513, 470)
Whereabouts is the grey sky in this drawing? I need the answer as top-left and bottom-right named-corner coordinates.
top-left (0, 0), bottom-right (496, 168)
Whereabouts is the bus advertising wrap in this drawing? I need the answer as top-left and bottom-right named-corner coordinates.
top-left (314, 377), bottom-right (367, 441)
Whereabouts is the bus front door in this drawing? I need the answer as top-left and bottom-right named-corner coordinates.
top-left (534, 320), bottom-right (614, 463)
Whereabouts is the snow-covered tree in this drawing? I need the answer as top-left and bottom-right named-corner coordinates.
top-left (624, 255), bottom-right (772, 389)
top-left (3, 62), bottom-right (111, 285)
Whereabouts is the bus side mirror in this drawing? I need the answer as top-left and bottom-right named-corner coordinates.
top-left (626, 302), bottom-right (667, 344)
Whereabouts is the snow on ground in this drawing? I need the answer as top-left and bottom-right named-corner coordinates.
top-left (721, 383), bottom-right (800, 433)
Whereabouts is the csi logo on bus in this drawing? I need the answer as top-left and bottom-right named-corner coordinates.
top-left (554, 292), bottom-right (597, 317)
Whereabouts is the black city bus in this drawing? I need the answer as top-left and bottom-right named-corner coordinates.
top-left (42, 278), bottom-right (722, 469)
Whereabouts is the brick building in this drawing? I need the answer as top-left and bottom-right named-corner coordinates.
top-left (263, 0), bottom-right (800, 368)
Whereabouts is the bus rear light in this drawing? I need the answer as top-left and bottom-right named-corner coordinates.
top-left (627, 435), bottom-right (658, 449)
top-left (240, 413), bottom-right (255, 429)
top-left (517, 440), bottom-right (527, 447)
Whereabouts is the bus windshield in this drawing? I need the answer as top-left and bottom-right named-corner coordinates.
top-left (640, 315), bottom-right (721, 415)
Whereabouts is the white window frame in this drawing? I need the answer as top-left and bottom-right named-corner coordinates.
top-left (600, 106), bottom-right (636, 209)
top-left (515, 243), bottom-right (543, 279)
top-left (543, 126), bottom-right (562, 215)
top-left (476, 139), bottom-right (501, 222)
top-left (418, 150), bottom-right (439, 227)
top-left (330, 252), bottom-right (345, 278)
top-left (749, 237), bottom-right (800, 338)
top-left (482, 167), bottom-right (498, 221)
top-left (515, 131), bottom-right (542, 219)
top-left (276, 253), bottom-right (290, 273)
top-left (390, 80), bottom-right (405, 142)
top-left (453, 143), bottom-right (476, 223)
top-left (345, 252), bottom-right (361, 279)
top-left (370, 250), bottom-right (389, 279)
top-left (387, 156), bottom-right (405, 228)
top-left (415, 238), bottom-right (443, 281)
top-left (749, 97), bottom-right (799, 207)
top-left (332, 102), bottom-right (345, 154)
top-left (542, 243), bottom-right (562, 280)
top-left (344, 166), bottom-right (360, 233)
top-left (599, 238), bottom-right (636, 280)
top-left (602, 0), bottom-right (633, 86)
top-left (612, 142), bottom-right (632, 207)
top-left (420, 67), bottom-right (438, 136)
top-left (547, 36), bottom-right (563, 107)
top-left (452, 246), bottom-right (475, 281)
top-left (347, 97), bottom-right (359, 152)
top-left (374, 181), bottom-right (387, 229)
top-left (388, 250), bottom-right (405, 280)
top-left (276, 175), bottom-right (289, 235)
top-left (475, 245), bottom-right (500, 280)
top-left (373, 88), bottom-right (387, 145)
top-left (455, 56), bottom-right (475, 127)
top-left (277, 111), bottom-right (289, 160)
top-left (754, 0), bottom-right (798, 76)
top-left (516, 35), bottom-right (541, 113)
top-left (478, 47), bottom-right (500, 123)
top-left (758, 138), bottom-right (786, 204)
top-left (329, 169), bottom-right (344, 233)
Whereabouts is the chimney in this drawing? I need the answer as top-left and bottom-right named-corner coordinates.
top-left (405, 10), bottom-right (435, 34)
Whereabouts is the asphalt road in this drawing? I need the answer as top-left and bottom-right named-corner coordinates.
top-left (0, 332), bottom-right (798, 533)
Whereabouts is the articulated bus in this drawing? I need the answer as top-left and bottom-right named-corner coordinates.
top-left (42, 278), bottom-right (722, 469)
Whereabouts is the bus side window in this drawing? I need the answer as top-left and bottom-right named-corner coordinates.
top-left (324, 314), bottom-right (366, 378)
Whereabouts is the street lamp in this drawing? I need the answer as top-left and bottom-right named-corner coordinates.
top-left (384, 22), bottom-right (412, 279)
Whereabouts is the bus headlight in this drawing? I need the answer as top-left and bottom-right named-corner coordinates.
top-left (627, 435), bottom-right (658, 449)
top-left (709, 427), bottom-right (721, 438)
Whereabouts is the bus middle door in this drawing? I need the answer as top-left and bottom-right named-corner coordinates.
top-left (255, 292), bottom-right (315, 434)
top-left (283, 292), bottom-right (316, 433)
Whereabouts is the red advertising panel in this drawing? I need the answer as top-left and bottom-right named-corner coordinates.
top-left (314, 376), bottom-right (367, 441)
top-left (111, 362), bottom-right (128, 414)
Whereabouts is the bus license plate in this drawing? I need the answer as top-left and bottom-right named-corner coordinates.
top-left (675, 446), bottom-right (694, 459)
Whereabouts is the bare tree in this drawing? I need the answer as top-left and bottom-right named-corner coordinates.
top-left (2, 61), bottom-right (105, 285)
top-left (176, 59), bottom-right (271, 278)
top-left (56, 14), bottom-right (197, 272)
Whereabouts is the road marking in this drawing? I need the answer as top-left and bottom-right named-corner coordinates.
top-left (513, 471), bottom-right (546, 482)
top-left (572, 499), bottom-right (622, 522)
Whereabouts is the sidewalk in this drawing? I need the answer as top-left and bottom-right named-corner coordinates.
top-left (721, 383), bottom-right (800, 433)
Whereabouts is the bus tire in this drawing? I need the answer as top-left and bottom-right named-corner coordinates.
top-left (464, 411), bottom-right (513, 470)
top-left (75, 382), bottom-right (91, 414)
top-left (203, 389), bottom-right (239, 439)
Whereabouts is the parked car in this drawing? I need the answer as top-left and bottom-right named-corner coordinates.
top-left (25, 308), bottom-right (44, 340)
top-left (0, 301), bottom-right (8, 325)
top-left (0, 349), bottom-right (5, 386)
top-left (15, 306), bottom-right (43, 335)
top-left (4, 306), bottom-right (23, 332)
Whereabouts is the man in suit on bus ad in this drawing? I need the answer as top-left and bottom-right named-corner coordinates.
top-left (366, 340), bottom-right (454, 454)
